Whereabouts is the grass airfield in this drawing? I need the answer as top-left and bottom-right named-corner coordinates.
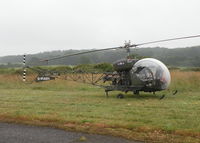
top-left (0, 71), bottom-right (200, 142)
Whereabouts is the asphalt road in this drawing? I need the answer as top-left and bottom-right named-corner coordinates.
top-left (0, 123), bottom-right (141, 143)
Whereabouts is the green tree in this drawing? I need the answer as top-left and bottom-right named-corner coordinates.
top-left (79, 56), bottom-right (91, 64)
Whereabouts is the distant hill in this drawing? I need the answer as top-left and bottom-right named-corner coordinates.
top-left (0, 46), bottom-right (200, 67)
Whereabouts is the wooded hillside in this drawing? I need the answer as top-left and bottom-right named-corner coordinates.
top-left (0, 46), bottom-right (200, 67)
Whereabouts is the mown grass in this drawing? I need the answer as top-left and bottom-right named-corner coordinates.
top-left (0, 71), bottom-right (200, 142)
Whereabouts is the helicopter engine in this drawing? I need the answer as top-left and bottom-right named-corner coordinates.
top-left (112, 59), bottom-right (138, 87)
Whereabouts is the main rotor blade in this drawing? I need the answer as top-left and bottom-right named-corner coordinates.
top-left (40, 46), bottom-right (122, 62)
top-left (134, 34), bottom-right (200, 47)
top-left (40, 34), bottom-right (200, 62)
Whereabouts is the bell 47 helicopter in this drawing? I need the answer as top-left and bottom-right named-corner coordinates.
top-left (22, 35), bottom-right (200, 98)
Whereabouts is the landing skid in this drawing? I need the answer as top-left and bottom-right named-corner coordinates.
top-left (159, 90), bottom-right (178, 100)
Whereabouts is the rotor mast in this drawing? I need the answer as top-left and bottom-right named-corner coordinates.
top-left (123, 40), bottom-right (135, 58)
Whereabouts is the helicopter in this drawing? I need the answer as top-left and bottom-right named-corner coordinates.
top-left (22, 35), bottom-right (200, 98)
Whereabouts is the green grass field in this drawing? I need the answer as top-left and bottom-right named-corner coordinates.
top-left (0, 71), bottom-right (200, 142)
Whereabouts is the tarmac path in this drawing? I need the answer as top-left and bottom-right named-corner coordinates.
top-left (0, 122), bottom-right (141, 143)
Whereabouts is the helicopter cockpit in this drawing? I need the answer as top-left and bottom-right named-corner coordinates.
top-left (132, 58), bottom-right (171, 90)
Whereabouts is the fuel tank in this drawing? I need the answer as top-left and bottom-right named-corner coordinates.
top-left (113, 59), bottom-right (138, 72)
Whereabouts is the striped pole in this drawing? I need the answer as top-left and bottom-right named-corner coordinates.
top-left (23, 55), bottom-right (26, 82)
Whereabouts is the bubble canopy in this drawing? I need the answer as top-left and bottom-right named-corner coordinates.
top-left (133, 58), bottom-right (171, 90)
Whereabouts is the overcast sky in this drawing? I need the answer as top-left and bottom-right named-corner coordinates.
top-left (0, 0), bottom-right (200, 56)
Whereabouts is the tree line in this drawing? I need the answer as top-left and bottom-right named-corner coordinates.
top-left (0, 46), bottom-right (200, 67)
